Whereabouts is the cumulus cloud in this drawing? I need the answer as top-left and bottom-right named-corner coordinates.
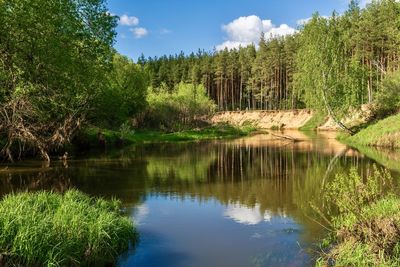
top-left (216, 15), bottom-right (296, 51)
top-left (131, 27), bottom-right (148, 39)
top-left (119, 14), bottom-right (139, 26)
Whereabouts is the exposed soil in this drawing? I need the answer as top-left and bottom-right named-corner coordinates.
top-left (210, 109), bottom-right (314, 129)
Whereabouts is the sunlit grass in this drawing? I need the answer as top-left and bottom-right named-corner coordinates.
top-left (0, 190), bottom-right (136, 266)
top-left (299, 112), bottom-right (326, 131)
top-left (340, 113), bottom-right (400, 148)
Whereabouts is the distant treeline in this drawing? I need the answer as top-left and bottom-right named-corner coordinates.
top-left (140, 0), bottom-right (400, 114)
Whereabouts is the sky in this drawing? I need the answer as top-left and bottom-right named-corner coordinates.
top-left (107, 0), bottom-right (369, 61)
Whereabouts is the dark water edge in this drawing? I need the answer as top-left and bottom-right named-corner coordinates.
top-left (1, 131), bottom-right (399, 267)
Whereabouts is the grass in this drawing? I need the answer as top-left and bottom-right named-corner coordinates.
top-left (315, 166), bottom-right (400, 266)
top-left (75, 124), bottom-right (257, 149)
top-left (339, 113), bottom-right (400, 149)
top-left (299, 112), bottom-right (327, 131)
top-left (0, 190), bottom-right (136, 267)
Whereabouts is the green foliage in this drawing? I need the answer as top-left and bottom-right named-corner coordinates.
top-left (0, 0), bottom-right (117, 160)
top-left (324, 166), bottom-right (392, 220)
top-left (145, 82), bottom-right (216, 131)
top-left (343, 113), bottom-right (400, 148)
top-left (0, 190), bottom-right (136, 266)
top-left (299, 112), bottom-right (327, 131)
top-left (373, 71), bottom-right (400, 118)
top-left (316, 166), bottom-right (400, 266)
top-left (76, 124), bottom-right (255, 148)
top-left (93, 54), bottom-right (149, 128)
top-left (140, 0), bottom-right (400, 121)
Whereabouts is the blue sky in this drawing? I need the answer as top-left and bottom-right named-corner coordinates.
top-left (107, 0), bottom-right (361, 61)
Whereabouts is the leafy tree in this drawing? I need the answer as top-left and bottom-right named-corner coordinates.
top-left (146, 83), bottom-right (216, 131)
top-left (93, 54), bottom-right (149, 128)
top-left (0, 0), bottom-right (117, 161)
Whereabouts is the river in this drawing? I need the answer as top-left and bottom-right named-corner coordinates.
top-left (0, 131), bottom-right (399, 267)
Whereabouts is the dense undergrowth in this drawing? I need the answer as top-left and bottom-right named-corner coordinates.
top-left (0, 190), bottom-right (136, 267)
top-left (315, 166), bottom-right (400, 266)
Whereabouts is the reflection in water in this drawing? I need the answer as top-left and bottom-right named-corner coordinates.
top-left (0, 132), bottom-right (399, 267)
top-left (224, 203), bottom-right (274, 225)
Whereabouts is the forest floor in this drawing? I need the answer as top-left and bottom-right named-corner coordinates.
top-left (74, 124), bottom-right (257, 150)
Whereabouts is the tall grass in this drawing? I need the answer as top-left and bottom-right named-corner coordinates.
top-left (0, 190), bottom-right (136, 267)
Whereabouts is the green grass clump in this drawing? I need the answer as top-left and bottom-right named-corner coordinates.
top-left (315, 166), bottom-right (400, 266)
top-left (299, 112), bottom-right (327, 131)
top-left (0, 190), bottom-right (136, 266)
top-left (342, 113), bottom-right (400, 148)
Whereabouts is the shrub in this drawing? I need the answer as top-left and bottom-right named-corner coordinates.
top-left (372, 71), bottom-right (400, 118)
top-left (145, 82), bottom-right (216, 131)
top-left (316, 166), bottom-right (400, 266)
top-left (0, 190), bottom-right (136, 266)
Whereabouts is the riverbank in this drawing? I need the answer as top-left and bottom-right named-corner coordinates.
top-left (316, 167), bottom-right (400, 266)
top-left (339, 113), bottom-right (400, 149)
top-left (210, 109), bottom-right (314, 129)
top-left (0, 190), bottom-right (136, 266)
top-left (74, 124), bottom-right (257, 149)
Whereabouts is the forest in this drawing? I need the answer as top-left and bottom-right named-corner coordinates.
top-left (142, 0), bottom-right (400, 118)
top-left (1, 0), bottom-right (400, 161)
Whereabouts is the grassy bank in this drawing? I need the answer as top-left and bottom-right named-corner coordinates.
top-left (0, 190), bottom-right (136, 266)
top-left (339, 113), bottom-right (400, 149)
top-left (75, 124), bottom-right (257, 149)
top-left (299, 112), bottom-right (326, 131)
top-left (316, 167), bottom-right (400, 266)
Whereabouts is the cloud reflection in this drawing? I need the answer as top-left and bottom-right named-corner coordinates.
top-left (133, 204), bottom-right (149, 225)
top-left (224, 203), bottom-right (273, 225)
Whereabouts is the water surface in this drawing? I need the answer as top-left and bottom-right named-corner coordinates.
top-left (1, 132), bottom-right (398, 267)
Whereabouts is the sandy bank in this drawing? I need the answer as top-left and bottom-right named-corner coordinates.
top-left (210, 109), bottom-right (314, 129)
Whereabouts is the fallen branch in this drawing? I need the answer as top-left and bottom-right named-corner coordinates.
top-left (269, 132), bottom-right (301, 142)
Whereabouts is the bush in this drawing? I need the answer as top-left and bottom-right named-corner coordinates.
top-left (372, 71), bottom-right (400, 118)
top-left (92, 54), bottom-right (148, 129)
top-left (0, 190), bottom-right (136, 266)
top-left (316, 166), bottom-right (400, 266)
top-left (145, 82), bottom-right (216, 131)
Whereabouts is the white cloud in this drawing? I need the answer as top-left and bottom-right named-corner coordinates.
top-left (296, 17), bottom-right (312, 26)
top-left (296, 15), bottom-right (330, 26)
top-left (119, 15), bottom-right (139, 26)
top-left (216, 15), bottom-right (297, 51)
top-left (216, 40), bottom-right (252, 51)
top-left (131, 27), bottom-right (148, 38)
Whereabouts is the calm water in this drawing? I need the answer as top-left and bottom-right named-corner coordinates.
top-left (1, 131), bottom-right (399, 267)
